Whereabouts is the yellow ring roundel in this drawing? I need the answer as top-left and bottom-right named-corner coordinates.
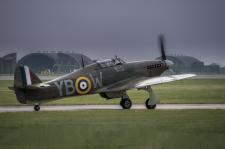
top-left (75, 76), bottom-right (92, 95)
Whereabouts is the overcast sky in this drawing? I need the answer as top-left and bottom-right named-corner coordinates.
top-left (0, 0), bottom-right (225, 65)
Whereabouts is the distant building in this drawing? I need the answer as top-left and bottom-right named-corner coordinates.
top-left (204, 63), bottom-right (221, 74)
top-left (0, 57), bottom-right (3, 74)
top-left (0, 52), bottom-right (93, 74)
top-left (157, 55), bottom-right (204, 73)
top-left (156, 55), bottom-right (225, 74)
top-left (18, 52), bottom-right (93, 73)
top-left (221, 67), bottom-right (225, 74)
top-left (0, 52), bottom-right (224, 75)
top-left (0, 53), bottom-right (17, 74)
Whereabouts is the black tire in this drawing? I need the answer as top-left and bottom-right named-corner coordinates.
top-left (120, 98), bottom-right (132, 109)
top-left (34, 105), bottom-right (40, 111)
top-left (145, 98), bottom-right (156, 109)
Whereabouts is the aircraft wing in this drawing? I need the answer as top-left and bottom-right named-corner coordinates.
top-left (135, 74), bottom-right (196, 89)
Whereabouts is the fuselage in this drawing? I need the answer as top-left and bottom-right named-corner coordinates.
top-left (22, 59), bottom-right (168, 103)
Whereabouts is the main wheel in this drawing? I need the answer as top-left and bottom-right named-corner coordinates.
top-left (34, 105), bottom-right (40, 111)
top-left (145, 98), bottom-right (156, 109)
top-left (120, 98), bottom-right (132, 109)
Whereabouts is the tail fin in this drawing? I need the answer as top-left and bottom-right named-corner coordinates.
top-left (14, 65), bottom-right (41, 88)
top-left (13, 65), bottom-right (41, 104)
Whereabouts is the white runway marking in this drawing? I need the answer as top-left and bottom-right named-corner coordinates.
top-left (0, 104), bottom-right (225, 113)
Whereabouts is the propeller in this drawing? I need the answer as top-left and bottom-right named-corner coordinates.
top-left (158, 34), bottom-right (166, 61)
top-left (158, 34), bottom-right (174, 69)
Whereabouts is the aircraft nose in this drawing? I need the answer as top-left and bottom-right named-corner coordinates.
top-left (165, 60), bottom-right (174, 68)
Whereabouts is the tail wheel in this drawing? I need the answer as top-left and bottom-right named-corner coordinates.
top-left (145, 98), bottom-right (156, 109)
top-left (120, 98), bottom-right (132, 109)
top-left (34, 104), bottom-right (40, 111)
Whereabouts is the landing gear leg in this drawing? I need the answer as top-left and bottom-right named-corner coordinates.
top-left (34, 104), bottom-right (40, 111)
top-left (141, 86), bottom-right (159, 109)
top-left (120, 93), bottom-right (132, 109)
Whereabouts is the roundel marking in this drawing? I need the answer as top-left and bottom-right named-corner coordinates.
top-left (75, 76), bottom-right (92, 95)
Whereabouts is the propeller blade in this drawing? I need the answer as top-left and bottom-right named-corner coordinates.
top-left (158, 35), bottom-right (166, 60)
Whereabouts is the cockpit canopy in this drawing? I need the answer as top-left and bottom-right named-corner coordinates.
top-left (98, 56), bottom-right (125, 68)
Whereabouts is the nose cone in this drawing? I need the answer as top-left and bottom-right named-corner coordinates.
top-left (165, 60), bottom-right (174, 68)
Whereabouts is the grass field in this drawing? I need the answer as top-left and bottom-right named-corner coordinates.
top-left (1, 79), bottom-right (225, 148)
top-left (0, 79), bottom-right (225, 105)
top-left (0, 110), bottom-right (225, 149)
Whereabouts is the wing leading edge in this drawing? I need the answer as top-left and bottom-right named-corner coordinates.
top-left (135, 74), bottom-right (196, 89)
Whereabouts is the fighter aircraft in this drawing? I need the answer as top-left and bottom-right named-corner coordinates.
top-left (10, 35), bottom-right (195, 111)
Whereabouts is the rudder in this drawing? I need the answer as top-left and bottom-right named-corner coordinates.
top-left (14, 65), bottom-right (41, 88)
top-left (13, 65), bottom-right (42, 104)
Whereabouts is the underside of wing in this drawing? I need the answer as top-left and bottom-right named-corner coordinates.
top-left (135, 74), bottom-right (196, 89)
top-left (94, 77), bottom-right (141, 93)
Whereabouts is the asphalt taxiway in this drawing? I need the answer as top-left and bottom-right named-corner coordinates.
top-left (0, 104), bottom-right (225, 113)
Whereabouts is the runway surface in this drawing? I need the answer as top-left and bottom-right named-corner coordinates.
top-left (0, 104), bottom-right (225, 113)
